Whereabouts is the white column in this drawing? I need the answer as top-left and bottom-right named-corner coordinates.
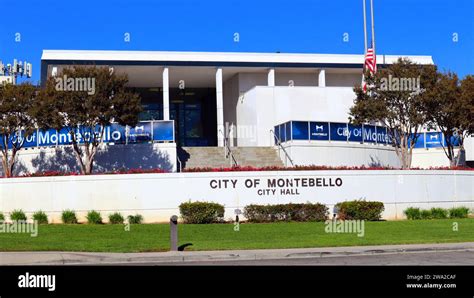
top-left (318, 69), bottom-right (326, 87)
top-left (268, 68), bottom-right (275, 86)
top-left (162, 67), bottom-right (170, 120)
top-left (216, 68), bottom-right (224, 147)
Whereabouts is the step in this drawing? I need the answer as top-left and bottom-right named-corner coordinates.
top-left (179, 146), bottom-right (283, 169)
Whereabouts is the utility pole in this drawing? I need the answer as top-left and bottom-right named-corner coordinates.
top-left (0, 59), bottom-right (32, 85)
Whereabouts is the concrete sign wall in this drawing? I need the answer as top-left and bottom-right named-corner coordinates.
top-left (2, 143), bottom-right (177, 176)
top-left (0, 170), bottom-right (472, 223)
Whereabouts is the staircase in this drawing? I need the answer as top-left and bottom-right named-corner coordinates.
top-left (232, 147), bottom-right (284, 167)
top-left (179, 146), bottom-right (284, 169)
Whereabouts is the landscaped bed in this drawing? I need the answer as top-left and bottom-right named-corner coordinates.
top-left (3, 165), bottom-right (473, 179)
top-left (0, 219), bottom-right (473, 253)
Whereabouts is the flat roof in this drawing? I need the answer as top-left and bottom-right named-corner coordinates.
top-left (41, 50), bottom-right (434, 66)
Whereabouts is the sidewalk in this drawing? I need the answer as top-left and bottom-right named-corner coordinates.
top-left (1, 242), bottom-right (473, 265)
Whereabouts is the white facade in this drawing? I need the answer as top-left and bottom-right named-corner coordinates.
top-left (36, 50), bottom-right (468, 169)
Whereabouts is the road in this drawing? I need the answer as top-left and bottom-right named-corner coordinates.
top-left (2, 243), bottom-right (474, 266)
top-left (135, 250), bottom-right (474, 266)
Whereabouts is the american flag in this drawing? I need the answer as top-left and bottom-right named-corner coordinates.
top-left (365, 47), bottom-right (377, 73)
top-left (363, 47), bottom-right (377, 92)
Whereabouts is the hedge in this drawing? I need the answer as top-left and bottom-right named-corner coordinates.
top-left (179, 201), bottom-right (225, 224)
top-left (244, 203), bottom-right (328, 223)
top-left (404, 206), bottom-right (471, 220)
top-left (10, 209), bottom-right (27, 221)
top-left (335, 200), bottom-right (384, 221)
top-left (61, 210), bottom-right (78, 224)
top-left (32, 211), bottom-right (49, 224)
top-left (448, 207), bottom-right (470, 219)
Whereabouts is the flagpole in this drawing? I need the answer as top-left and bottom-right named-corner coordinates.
top-left (363, 0), bottom-right (368, 53)
top-left (362, 0), bottom-right (368, 90)
top-left (370, 0), bottom-right (375, 53)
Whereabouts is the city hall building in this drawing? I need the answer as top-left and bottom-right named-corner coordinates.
top-left (28, 50), bottom-right (471, 173)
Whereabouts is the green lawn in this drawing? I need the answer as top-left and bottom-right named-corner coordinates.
top-left (0, 219), bottom-right (473, 252)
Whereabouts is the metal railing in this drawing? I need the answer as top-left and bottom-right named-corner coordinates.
top-left (270, 129), bottom-right (295, 167)
top-left (219, 129), bottom-right (238, 167)
top-left (176, 156), bottom-right (182, 172)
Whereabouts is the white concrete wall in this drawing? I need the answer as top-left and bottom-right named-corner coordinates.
top-left (326, 73), bottom-right (361, 87)
top-left (0, 170), bottom-right (472, 223)
top-left (275, 73), bottom-right (319, 87)
top-left (237, 73), bottom-right (267, 93)
top-left (236, 86), bottom-right (357, 147)
top-left (235, 85), bottom-right (260, 146)
top-left (223, 74), bottom-right (240, 145)
top-left (465, 135), bottom-right (474, 161)
top-left (4, 143), bottom-right (177, 176)
top-left (280, 142), bottom-right (401, 167)
top-left (411, 148), bottom-right (455, 168)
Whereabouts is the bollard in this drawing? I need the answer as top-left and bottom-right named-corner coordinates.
top-left (333, 206), bottom-right (339, 221)
top-left (170, 215), bottom-right (178, 251)
top-left (235, 209), bottom-right (242, 223)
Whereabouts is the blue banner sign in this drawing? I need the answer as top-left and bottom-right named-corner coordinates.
top-left (275, 120), bottom-right (459, 149)
top-left (153, 121), bottom-right (174, 142)
top-left (2, 120), bottom-right (174, 149)
top-left (348, 124), bottom-right (363, 142)
top-left (330, 123), bottom-right (349, 141)
top-left (309, 122), bottom-right (329, 140)
top-left (362, 125), bottom-right (376, 143)
top-left (425, 132), bottom-right (443, 148)
top-left (128, 122), bottom-right (152, 144)
top-left (411, 133), bottom-right (425, 149)
top-left (447, 135), bottom-right (460, 147)
top-left (409, 132), bottom-right (460, 149)
top-left (292, 121), bottom-right (309, 140)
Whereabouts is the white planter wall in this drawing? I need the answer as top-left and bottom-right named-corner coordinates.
top-left (0, 170), bottom-right (472, 223)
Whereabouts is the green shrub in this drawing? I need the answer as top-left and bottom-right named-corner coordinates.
top-left (404, 207), bottom-right (422, 220)
top-left (86, 210), bottom-right (103, 224)
top-left (335, 200), bottom-right (384, 221)
top-left (179, 201), bottom-right (225, 224)
top-left (127, 214), bottom-right (143, 224)
top-left (61, 210), bottom-right (78, 224)
top-left (430, 208), bottom-right (448, 219)
top-left (244, 203), bottom-right (328, 223)
top-left (32, 211), bottom-right (49, 224)
top-left (0, 212), bottom-right (4, 221)
top-left (108, 212), bottom-right (124, 224)
top-left (420, 209), bottom-right (432, 219)
top-left (449, 207), bottom-right (470, 219)
top-left (405, 207), bottom-right (469, 220)
top-left (10, 209), bottom-right (27, 221)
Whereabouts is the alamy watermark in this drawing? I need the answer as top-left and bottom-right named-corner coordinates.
top-left (325, 220), bottom-right (365, 237)
top-left (225, 122), bottom-right (257, 143)
top-left (0, 220), bottom-right (38, 237)
top-left (18, 272), bottom-right (55, 292)
top-left (379, 75), bottom-right (421, 92)
top-left (55, 75), bottom-right (96, 95)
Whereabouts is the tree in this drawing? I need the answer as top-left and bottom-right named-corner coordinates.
top-left (0, 83), bottom-right (37, 177)
top-left (460, 75), bottom-right (474, 134)
top-left (423, 73), bottom-right (473, 166)
top-left (35, 66), bottom-right (142, 174)
top-left (350, 58), bottom-right (438, 169)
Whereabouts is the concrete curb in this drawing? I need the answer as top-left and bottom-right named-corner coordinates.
top-left (1, 242), bottom-right (473, 265)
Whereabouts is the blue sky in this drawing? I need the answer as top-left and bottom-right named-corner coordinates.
top-left (1, 0), bottom-right (473, 83)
